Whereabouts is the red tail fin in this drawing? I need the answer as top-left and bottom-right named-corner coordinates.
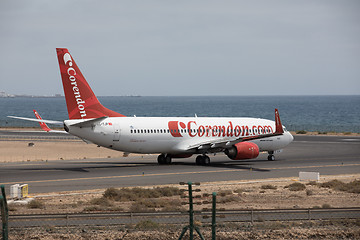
top-left (56, 48), bottom-right (125, 119)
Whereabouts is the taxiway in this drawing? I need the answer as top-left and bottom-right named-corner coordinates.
top-left (1, 135), bottom-right (359, 193)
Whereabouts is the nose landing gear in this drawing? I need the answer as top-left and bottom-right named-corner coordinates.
top-left (267, 151), bottom-right (275, 161)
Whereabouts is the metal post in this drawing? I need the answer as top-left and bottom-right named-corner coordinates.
top-left (1, 185), bottom-right (9, 240)
top-left (188, 182), bottom-right (194, 240)
top-left (251, 209), bottom-right (254, 225)
top-left (1, 196), bottom-right (5, 240)
top-left (212, 192), bottom-right (216, 240)
top-left (66, 214), bottom-right (69, 233)
top-left (178, 182), bottom-right (204, 240)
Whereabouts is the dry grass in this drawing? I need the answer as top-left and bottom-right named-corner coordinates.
top-left (103, 186), bottom-right (181, 202)
top-left (285, 182), bottom-right (306, 191)
top-left (27, 199), bottom-right (45, 209)
top-left (261, 184), bottom-right (277, 190)
top-left (320, 180), bottom-right (360, 194)
top-left (87, 186), bottom-right (186, 212)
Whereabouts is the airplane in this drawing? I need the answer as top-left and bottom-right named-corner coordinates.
top-left (8, 48), bottom-right (294, 165)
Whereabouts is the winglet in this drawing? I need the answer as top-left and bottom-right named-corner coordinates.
top-left (275, 108), bottom-right (284, 134)
top-left (33, 110), bottom-right (52, 132)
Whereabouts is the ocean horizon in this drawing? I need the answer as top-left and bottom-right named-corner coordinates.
top-left (1, 95), bottom-right (359, 133)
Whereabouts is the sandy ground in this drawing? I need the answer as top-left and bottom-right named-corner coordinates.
top-left (0, 140), bottom-right (128, 162)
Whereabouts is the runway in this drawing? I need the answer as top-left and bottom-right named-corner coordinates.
top-left (1, 135), bottom-right (359, 194)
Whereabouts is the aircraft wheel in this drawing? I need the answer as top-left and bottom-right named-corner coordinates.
top-left (158, 154), bottom-right (166, 164)
top-left (164, 155), bottom-right (172, 164)
top-left (268, 154), bottom-right (275, 161)
top-left (196, 155), bottom-right (203, 165)
top-left (203, 155), bottom-right (210, 165)
top-left (196, 155), bottom-right (210, 165)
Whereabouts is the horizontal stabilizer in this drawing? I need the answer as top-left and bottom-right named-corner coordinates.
top-left (69, 116), bottom-right (108, 128)
top-left (7, 116), bottom-right (63, 125)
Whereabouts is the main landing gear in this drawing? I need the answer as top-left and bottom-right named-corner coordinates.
top-left (157, 154), bottom-right (172, 165)
top-left (195, 155), bottom-right (210, 165)
top-left (267, 151), bottom-right (275, 161)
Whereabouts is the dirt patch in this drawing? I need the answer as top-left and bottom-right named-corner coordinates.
top-left (9, 220), bottom-right (360, 240)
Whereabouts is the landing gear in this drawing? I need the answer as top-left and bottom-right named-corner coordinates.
top-left (158, 154), bottom-right (172, 165)
top-left (195, 155), bottom-right (210, 165)
top-left (267, 151), bottom-right (275, 161)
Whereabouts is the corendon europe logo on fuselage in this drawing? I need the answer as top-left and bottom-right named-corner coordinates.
top-left (63, 53), bottom-right (87, 118)
top-left (168, 121), bottom-right (274, 138)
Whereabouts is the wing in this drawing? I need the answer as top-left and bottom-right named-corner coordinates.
top-left (183, 109), bottom-right (284, 152)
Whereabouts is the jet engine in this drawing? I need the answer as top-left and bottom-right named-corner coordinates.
top-left (225, 142), bottom-right (259, 160)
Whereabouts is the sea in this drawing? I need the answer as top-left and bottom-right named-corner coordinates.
top-left (1, 95), bottom-right (359, 133)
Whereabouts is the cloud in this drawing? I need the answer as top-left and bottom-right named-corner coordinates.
top-left (0, 0), bottom-right (359, 95)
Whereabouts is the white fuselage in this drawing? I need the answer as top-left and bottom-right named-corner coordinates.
top-left (65, 117), bottom-right (293, 155)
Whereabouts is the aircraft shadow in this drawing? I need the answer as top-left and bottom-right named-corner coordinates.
top-left (13, 158), bottom-right (273, 173)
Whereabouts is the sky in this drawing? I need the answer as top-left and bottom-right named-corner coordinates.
top-left (0, 0), bottom-right (359, 96)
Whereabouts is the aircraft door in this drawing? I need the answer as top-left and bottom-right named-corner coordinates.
top-left (113, 124), bottom-right (120, 142)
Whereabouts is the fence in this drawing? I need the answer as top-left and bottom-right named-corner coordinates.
top-left (1, 186), bottom-right (9, 240)
top-left (8, 208), bottom-right (360, 229)
top-left (2, 190), bottom-right (360, 240)
top-left (0, 135), bottom-right (78, 142)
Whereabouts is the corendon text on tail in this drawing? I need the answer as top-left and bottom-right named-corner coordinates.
top-left (63, 52), bottom-right (87, 118)
top-left (8, 48), bottom-right (294, 165)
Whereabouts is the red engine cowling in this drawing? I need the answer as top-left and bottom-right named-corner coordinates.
top-left (225, 142), bottom-right (259, 160)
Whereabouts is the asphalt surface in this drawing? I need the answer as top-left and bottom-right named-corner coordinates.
top-left (1, 134), bottom-right (359, 194)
